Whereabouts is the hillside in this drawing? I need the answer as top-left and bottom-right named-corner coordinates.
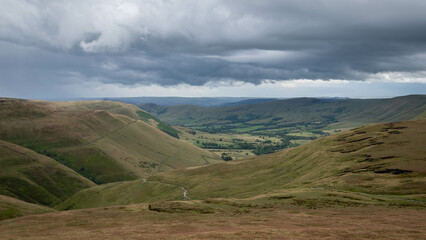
top-left (0, 195), bottom-right (54, 221)
top-left (0, 140), bottom-right (94, 206)
top-left (57, 180), bottom-right (182, 210)
top-left (141, 95), bottom-right (426, 134)
top-left (61, 119), bottom-right (426, 210)
top-left (0, 99), bottom-right (220, 184)
top-left (151, 119), bottom-right (426, 200)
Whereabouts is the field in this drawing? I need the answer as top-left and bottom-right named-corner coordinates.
top-left (140, 95), bottom-right (425, 155)
top-left (176, 126), bottom-right (334, 159)
top-left (176, 126), bottom-right (286, 160)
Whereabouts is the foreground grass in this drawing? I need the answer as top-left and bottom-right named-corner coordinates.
top-left (0, 200), bottom-right (425, 240)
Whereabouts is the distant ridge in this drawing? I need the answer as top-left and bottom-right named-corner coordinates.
top-left (41, 97), bottom-right (253, 107)
top-left (140, 95), bottom-right (426, 133)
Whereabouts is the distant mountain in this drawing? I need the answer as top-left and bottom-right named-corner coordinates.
top-left (43, 97), bottom-right (254, 107)
top-left (102, 97), bottom-right (252, 107)
top-left (140, 95), bottom-right (426, 135)
top-left (216, 98), bottom-right (278, 107)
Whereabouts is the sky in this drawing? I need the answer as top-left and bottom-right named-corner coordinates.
top-left (1, 0), bottom-right (426, 99)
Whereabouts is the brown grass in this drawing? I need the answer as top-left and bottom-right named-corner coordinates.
top-left (0, 203), bottom-right (424, 239)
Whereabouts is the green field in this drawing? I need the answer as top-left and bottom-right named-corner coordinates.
top-left (140, 95), bottom-right (426, 155)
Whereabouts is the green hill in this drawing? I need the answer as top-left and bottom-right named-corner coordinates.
top-left (0, 195), bottom-right (54, 221)
top-left (60, 119), bottom-right (426, 210)
top-left (151, 119), bottom-right (426, 200)
top-left (141, 95), bottom-right (426, 135)
top-left (0, 140), bottom-right (94, 206)
top-left (0, 99), bottom-right (220, 184)
top-left (57, 180), bottom-right (182, 210)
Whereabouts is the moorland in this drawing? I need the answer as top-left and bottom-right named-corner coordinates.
top-left (0, 95), bottom-right (425, 239)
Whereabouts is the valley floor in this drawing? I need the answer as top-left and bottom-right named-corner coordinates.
top-left (0, 203), bottom-right (425, 240)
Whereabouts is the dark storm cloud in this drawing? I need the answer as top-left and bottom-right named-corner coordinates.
top-left (1, 0), bottom-right (426, 89)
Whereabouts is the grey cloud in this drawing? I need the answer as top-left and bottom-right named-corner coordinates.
top-left (1, 0), bottom-right (426, 89)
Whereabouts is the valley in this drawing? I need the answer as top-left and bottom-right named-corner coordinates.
top-left (141, 95), bottom-right (425, 159)
top-left (0, 96), bottom-right (425, 239)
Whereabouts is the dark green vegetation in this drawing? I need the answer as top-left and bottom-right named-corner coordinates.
top-left (0, 140), bottom-right (94, 206)
top-left (0, 99), bottom-right (220, 185)
top-left (136, 110), bottom-right (180, 138)
top-left (177, 126), bottom-right (299, 160)
top-left (0, 195), bottom-right (53, 221)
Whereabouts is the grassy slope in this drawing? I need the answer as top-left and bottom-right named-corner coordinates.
top-left (141, 95), bottom-right (426, 130)
top-left (0, 195), bottom-right (54, 221)
top-left (0, 140), bottom-right (94, 206)
top-left (0, 99), bottom-right (220, 184)
top-left (61, 119), bottom-right (425, 210)
top-left (3, 202), bottom-right (425, 240)
top-left (151, 119), bottom-right (426, 200)
top-left (57, 180), bottom-right (182, 210)
top-left (55, 100), bottom-right (179, 138)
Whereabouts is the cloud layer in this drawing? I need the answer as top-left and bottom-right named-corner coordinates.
top-left (1, 0), bottom-right (426, 97)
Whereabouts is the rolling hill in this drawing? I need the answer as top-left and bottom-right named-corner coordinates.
top-left (0, 99), bottom-right (220, 184)
top-left (0, 140), bottom-right (94, 206)
top-left (0, 195), bottom-right (54, 221)
top-left (57, 180), bottom-right (182, 210)
top-left (150, 119), bottom-right (426, 200)
top-left (60, 119), bottom-right (426, 210)
top-left (140, 95), bottom-right (426, 135)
